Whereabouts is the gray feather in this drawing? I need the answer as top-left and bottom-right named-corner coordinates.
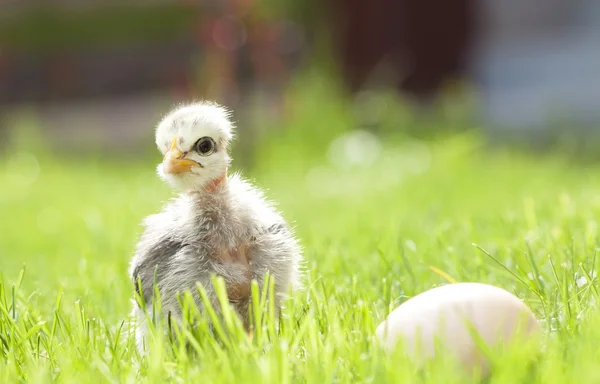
top-left (129, 173), bottom-right (303, 350)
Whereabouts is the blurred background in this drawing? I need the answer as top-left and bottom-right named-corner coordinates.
top-left (1, 0), bottom-right (599, 157)
top-left (2, 0), bottom-right (600, 328)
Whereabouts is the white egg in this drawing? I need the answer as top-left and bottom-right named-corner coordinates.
top-left (375, 282), bottom-right (540, 373)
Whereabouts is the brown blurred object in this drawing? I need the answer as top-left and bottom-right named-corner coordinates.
top-left (195, 0), bottom-right (290, 114)
top-left (332, 0), bottom-right (476, 101)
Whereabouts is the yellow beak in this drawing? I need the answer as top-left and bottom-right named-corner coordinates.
top-left (162, 137), bottom-right (201, 174)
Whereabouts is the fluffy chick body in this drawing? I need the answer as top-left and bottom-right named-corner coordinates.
top-left (129, 102), bottom-right (302, 351)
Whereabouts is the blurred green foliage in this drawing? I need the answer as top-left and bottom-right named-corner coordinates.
top-left (0, 5), bottom-right (199, 51)
top-left (0, 1), bottom-right (328, 52)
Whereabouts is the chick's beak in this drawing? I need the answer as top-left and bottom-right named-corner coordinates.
top-left (163, 138), bottom-right (201, 174)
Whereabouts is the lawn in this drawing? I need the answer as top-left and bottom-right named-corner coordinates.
top-left (2, 78), bottom-right (600, 383)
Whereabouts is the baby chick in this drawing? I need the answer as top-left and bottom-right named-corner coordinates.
top-left (129, 101), bottom-right (302, 350)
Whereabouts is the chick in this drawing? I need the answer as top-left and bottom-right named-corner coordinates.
top-left (129, 101), bottom-right (302, 351)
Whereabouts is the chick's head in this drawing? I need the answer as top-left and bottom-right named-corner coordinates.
top-left (155, 101), bottom-right (234, 192)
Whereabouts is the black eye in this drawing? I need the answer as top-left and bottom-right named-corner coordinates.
top-left (194, 137), bottom-right (215, 155)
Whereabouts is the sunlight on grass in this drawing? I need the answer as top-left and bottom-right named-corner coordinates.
top-left (2, 77), bottom-right (600, 382)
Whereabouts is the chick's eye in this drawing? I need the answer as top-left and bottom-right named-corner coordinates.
top-left (194, 137), bottom-right (215, 155)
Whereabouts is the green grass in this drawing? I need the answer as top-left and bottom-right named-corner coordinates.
top-left (3, 80), bottom-right (600, 382)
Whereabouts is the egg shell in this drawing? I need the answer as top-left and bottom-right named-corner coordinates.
top-left (375, 282), bottom-right (540, 372)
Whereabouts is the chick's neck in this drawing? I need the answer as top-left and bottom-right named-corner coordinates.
top-left (204, 169), bottom-right (227, 193)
